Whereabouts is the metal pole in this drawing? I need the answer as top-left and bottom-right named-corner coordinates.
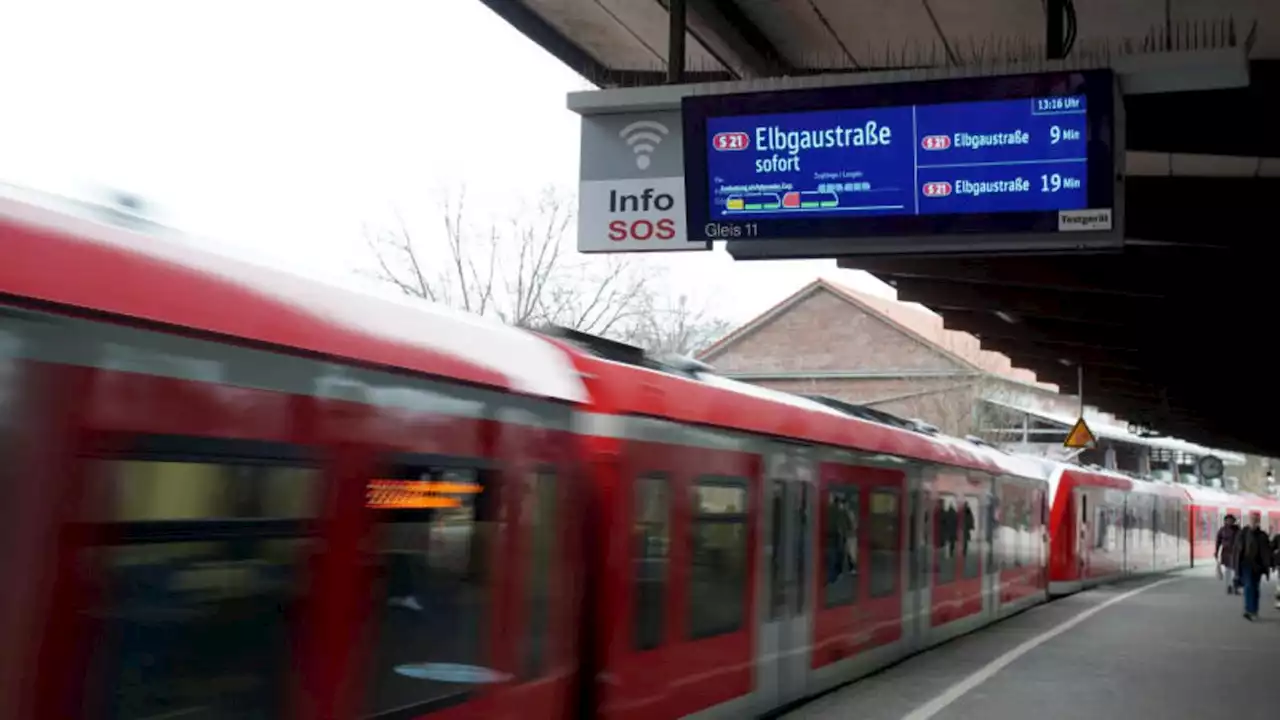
top-left (1046, 0), bottom-right (1065, 60)
top-left (668, 0), bottom-right (687, 84)
top-left (1077, 363), bottom-right (1084, 417)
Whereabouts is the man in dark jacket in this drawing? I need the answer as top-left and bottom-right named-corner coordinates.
top-left (1232, 512), bottom-right (1274, 620)
top-left (1272, 531), bottom-right (1280, 610)
top-left (1215, 514), bottom-right (1240, 594)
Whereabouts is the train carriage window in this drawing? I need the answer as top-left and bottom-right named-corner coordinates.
top-left (985, 489), bottom-right (997, 570)
top-left (1003, 488), bottom-right (1021, 569)
top-left (996, 485), bottom-right (1011, 570)
top-left (633, 474), bottom-right (669, 651)
top-left (908, 489), bottom-right (922, 591)
top-left (769, 481), bottom-right (785, 619)
top-left (80, 440), bottom-right (320, 720)
top-left (689, 479), bottom-right (748, 640)
top-left (869, 490), bottom-right (899, 598)
top-left (794, 483), bottom-right (810, 614)
top-left (363, 457), bottom-right (500, 718)
top-left (962, 496), bottom-right (981, 579)
top-left (522, 469), bottom-right (558, 680)
top-left (1040, 492), bottom-right (1048, 563)
top-left (823, 485), bottom-right (860, 607)
top-left (935, 494), bottom-right (957, 585)
top-left (1018, 490), bottom-right (1028, 567)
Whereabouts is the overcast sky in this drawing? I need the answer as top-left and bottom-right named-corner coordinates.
top-left (0, 0), bottom-right (897, 325)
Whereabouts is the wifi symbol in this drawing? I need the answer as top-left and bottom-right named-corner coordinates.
top-left (619, 120), bottom-right (669, 170)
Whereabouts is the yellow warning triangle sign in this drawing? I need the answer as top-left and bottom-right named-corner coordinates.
top-left (1063, 417), bottom-right (1096, 449)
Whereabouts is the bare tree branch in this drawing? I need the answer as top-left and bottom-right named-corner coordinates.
top-left (362, 183), bottom-right (720, 350)
top-left (625, 292), bottom-right (733, 357)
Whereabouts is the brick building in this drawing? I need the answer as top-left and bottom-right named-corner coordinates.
top-left (696, 278), bottom-right (1274, 491)
top-left (697, 278), bottom-right (1068, 437)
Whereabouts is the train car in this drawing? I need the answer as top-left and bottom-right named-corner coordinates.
top-left (0, 189), bottom-right (1253, 720)
top-left (0, 192), bottom-right (591, 720)
top-left (1241, 493), bottom-right (1280, 535)
top-left (550, 332), bottom-right (1054, 720)
top-left (987, 452), bottom-right (1056, 612)
top-left (1130, 477), bottom-right (1193, 576)
top-left (1185, 485), bottom-right (1280, 565)
top-left (1045, 464), bottom-right (1191, 596)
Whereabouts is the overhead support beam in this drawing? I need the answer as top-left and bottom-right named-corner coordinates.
top-left (1126, 60), bottom-right (1280, 158)
top-left (477, 0), bottom-right (611, 84)
top-left (667, 0), bottom-right (686, 84)
top-left (654, 0), bottom-right (790, 80)
top-left (1046, 0), bottom-right (1068, 60)
top-left (975, 336), bottom-right (1145, 371)
top-left (1126, 178), bottom-right (1280, 249)
top-left (680, 0), bottom-right (791, 78)
top-left (847, 254), bottom-right (1170, 298)
top-left (1035, 365), bottom-right (1171, 400)
top-left (889, 277), bottom-right (1150, 326)
top-left (936, 309), bottom-right (1152, 353)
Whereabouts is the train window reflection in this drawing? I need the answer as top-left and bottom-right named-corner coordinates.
top-left (769, 481), bottom-right (785, 619)
top-left (869, 490), bottom-right (898, 598)
top-left (998, 485), bottom-right (1024, 570)
top-left (689, 478), bottom-right (747, 639)
top-left (794, 483), bottom-right (809, 614)
top-left (823, 485), bottom-right (859, 607)
top-left (522, 469), bottom-right (557, 680)
top-left (694, 484), bottom-right (745, 513)
top-left (985, 492), bottom-right (997, 570)
top-left (363, 461), bottom-right (502, 717)
top-left (962, 497), bottom-right (981, 579)
top-left (1016, 492), bottom-right (1030, 567)
top-left (908, 490), bottom-right (922, 591)
top-left (935, 494), bottom-right (957, 584)
top-left (82, 453), bottom-right (319, 720)
top-left (633, 474), bottom-right (669, 651)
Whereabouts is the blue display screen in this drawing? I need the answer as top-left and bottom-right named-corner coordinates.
top-left (681, 70), bottom-right (1117, 248)
top-left (705, 95), bottom-right (1089, 221)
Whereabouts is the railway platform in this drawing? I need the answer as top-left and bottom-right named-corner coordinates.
top-left (785, 567), bottom-right (1279, 720)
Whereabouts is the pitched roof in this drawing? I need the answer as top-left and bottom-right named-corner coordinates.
top-left (700, 277), bottom-right (1057, 392)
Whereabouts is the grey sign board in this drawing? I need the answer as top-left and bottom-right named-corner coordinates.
top-left (577, 110), bottom-right (708, 253)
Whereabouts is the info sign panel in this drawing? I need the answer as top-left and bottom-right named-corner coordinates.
top-left (578, 110), bottom-right (710, 253)
top-left (681, 70), bottom-right (1122, 257)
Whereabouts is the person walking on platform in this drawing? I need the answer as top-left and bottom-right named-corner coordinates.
top-left (1215, 514), bottom-right (1241, 594)
top-left (1272, 530), bottom-right (1280, 610)
top-left (1232, 511), bottom-right (1274, 620)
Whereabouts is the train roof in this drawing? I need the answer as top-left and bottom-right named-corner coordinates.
top-left (0, 189), bottom-right (587, 403)
top-left (1181, 483), bottom-right (1280, 510)
top-left (548, 329), bottom-right (1048, 478)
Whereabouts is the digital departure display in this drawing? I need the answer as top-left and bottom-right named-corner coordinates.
top-left (681, 70), bottom-right (1118, 251)
top-left (708, 95), bottom-right (1088, 218)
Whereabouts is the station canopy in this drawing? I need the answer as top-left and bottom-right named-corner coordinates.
top-left (479, 0), bottom-right (1280, 457)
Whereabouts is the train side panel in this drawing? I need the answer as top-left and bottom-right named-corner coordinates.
top-left (587, 414), bottom-right (760, 720)
top-left (0, 305), bottom-right (585, 720)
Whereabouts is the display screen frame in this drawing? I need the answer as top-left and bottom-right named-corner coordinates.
top-left (681, 69), bottom-right (1118, 246)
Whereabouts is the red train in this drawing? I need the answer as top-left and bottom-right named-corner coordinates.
top-left (0, 193), bottom-right (1269, 720)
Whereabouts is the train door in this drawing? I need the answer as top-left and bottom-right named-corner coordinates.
top-left (1038, 489), bottom-right (1049, 588)
top-left (1154, 498), bottom-right (1163, 571)
top-left (979, 475), bottom-right (999, 617)
top-left (1076, 489), bottom-right (1090, 580)
top-left (1121, 497), bottom-right (1132, 575)
top-left (902, 476), bottom-right (930, 651)
top-left (757, 444), bottom-right (814, 710)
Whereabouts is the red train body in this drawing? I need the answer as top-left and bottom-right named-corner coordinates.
top-left (0, 193), bottom-right (1266, 720)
